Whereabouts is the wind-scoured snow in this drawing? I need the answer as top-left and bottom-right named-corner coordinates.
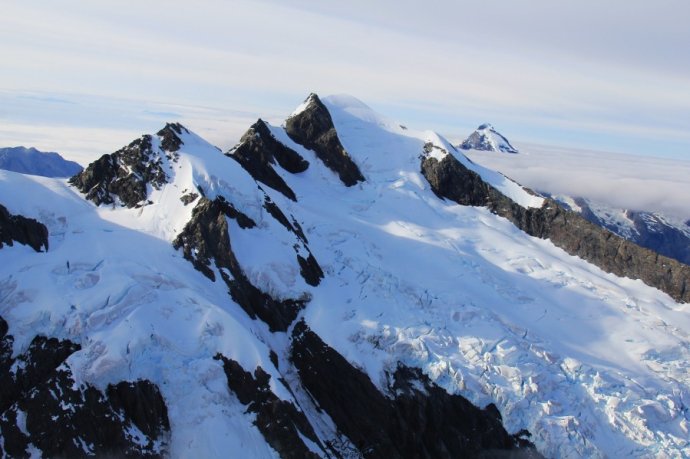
top-left (1, 95), bottom-right (689, 458)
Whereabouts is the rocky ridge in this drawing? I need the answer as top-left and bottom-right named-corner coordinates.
top-left (285, 94), bottom-right (365, 187)
top-left (228, 119), bottom-right (309, 201)
top-left (552, 196), bottom-right (690, 266)
top-left (69, 123), bottom-right (186, 208)
top-left (0, 203), bottom-right (49, 253)
top-left (420, 145), bottom-right (690, 303)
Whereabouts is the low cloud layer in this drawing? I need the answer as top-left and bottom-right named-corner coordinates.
top-left (466, 144), bottom-right (690, 219)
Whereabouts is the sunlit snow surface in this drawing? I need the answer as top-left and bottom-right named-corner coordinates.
top-left (1, 95), bottom-right (689, 458)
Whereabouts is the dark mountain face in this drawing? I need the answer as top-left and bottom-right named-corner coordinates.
top-left (285, 93), bottom-right (365, 187)
top-left (228, 119), bottom-right (309, 201)
top-left (69, 123), bottom-right (186, 208)
top-left (0, 318), bottom-right (170, 458)
top-left (558, 197), bottom-right (690, 266)
top-left (290, 321), bottom-right (540, 459)
top-left (0, 204), bottom-right (48, 252)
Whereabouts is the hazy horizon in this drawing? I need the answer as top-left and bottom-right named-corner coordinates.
top-left (1, 1), bottom-right (689, 163)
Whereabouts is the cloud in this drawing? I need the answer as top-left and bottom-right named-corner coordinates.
top-left (0, 1), bottom-right (689, 159)
top-left (466, 144), bottom-right (690, 219)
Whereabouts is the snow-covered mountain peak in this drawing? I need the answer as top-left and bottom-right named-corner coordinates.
top-left (289, 92), bottom-right (320, 117)
top-left (3, 94), bottom-right (690, 458)
top-left (460, 123), bottom-right (519, 154)
top-left (321, 94), bottom-right (398, 130)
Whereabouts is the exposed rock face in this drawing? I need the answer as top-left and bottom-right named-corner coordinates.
top-left (285, 94), bottom-right (365, 187)
top-left (156, 122), bottom-right (187, 153)
top-left (625, 211), bottom-right (690, 265)
top-left (173, 196), bottom-right (308, 332)
top-left (0, 203), bottom-right (49, 252)
top-left (229, 119), bottom-right (309, 201)
top-left (180, 191), bottom-right (199, 206)
top-left (460, 124), bottom-right (519, 154)
top-left (290, 321), bottom-right (540, 459)
top-left (562, 197), bottom-right (690, 266)
top-left (215, 355), bottom-right (323, 459)
top-left (421, 153), bottom-right (690, 303)
top-left (69, 124), bottom-right (181, 208)
top-left (262, 196), bottom-right (324, 287)
top-left (0, 317), bottom-right (169, 458)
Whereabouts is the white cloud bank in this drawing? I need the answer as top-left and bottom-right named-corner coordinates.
top-left (466, 144), bottom-right (690, 220)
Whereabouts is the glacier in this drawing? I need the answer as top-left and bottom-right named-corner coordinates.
top-left (0, 94), bottom-right (688, 458)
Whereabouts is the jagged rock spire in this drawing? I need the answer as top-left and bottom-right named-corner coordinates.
top-left (285, 93), bottom-right (365, 187)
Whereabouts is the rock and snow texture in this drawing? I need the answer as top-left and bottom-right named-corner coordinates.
top-left (1, 93), bottom-right (689, 458)
top-left (0, 146), bottom-right (83, 178)
top-left (552, 194), bottom-right (690, 265)
top-left (460, 123), bottom-right (519, 154)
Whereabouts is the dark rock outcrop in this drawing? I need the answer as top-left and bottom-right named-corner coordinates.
top-left (229, 119), bottom-right (309, 201)
top-left (559, 197), bottom-right (690, 266)
top-left (290, 321), bottom-right (540, 459)
top-left (173, 196), bottom-right (308, 331)
top-left (180, 191), bottom-right (199, 206)
top-left (262, 196), bottom-right (324, 286)
top-left (0, 317), bottom-right (170, 458)
top-left (285, 94), bottom-right (365, 187)
top-left (156, 122), bottom-right (187, 153)
top-left (69, 126), bottom-right (180, 208)
top-left (215, 355), bottom-right (323, 459)
top-left (0, 203), bottom-right (49, 252)
top-left (420, 151), bottom-right (690, 303)
top-left (624, 211), bottom-right (690, 265)
top-left (297, 252), bottom-right (324, 287)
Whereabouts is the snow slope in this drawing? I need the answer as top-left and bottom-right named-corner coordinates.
top-left (1, 94), bottom-right (689, 458)
top-left (283, 96), bottom-right (690, 457)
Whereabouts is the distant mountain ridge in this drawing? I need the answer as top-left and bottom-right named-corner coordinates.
top-left (0, 146), bottom-right (82, 178)
top-left (550, 194), bottom-right (690, 265)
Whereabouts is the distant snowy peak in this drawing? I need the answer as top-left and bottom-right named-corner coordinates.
top-left (0, 146), bottom-right (83, 178)
top-left (460, 124), bottom-right (519, 154)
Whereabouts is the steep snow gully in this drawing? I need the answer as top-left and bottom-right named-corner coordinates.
top-left (0, 93), bottom-right (689, 458)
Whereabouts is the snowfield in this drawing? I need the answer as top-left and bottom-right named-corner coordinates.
top-left (1, 95), bottom-right (689, 458)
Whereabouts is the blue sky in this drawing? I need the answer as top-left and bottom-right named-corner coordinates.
top-left (1, 0), bottom-right (689, 163)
